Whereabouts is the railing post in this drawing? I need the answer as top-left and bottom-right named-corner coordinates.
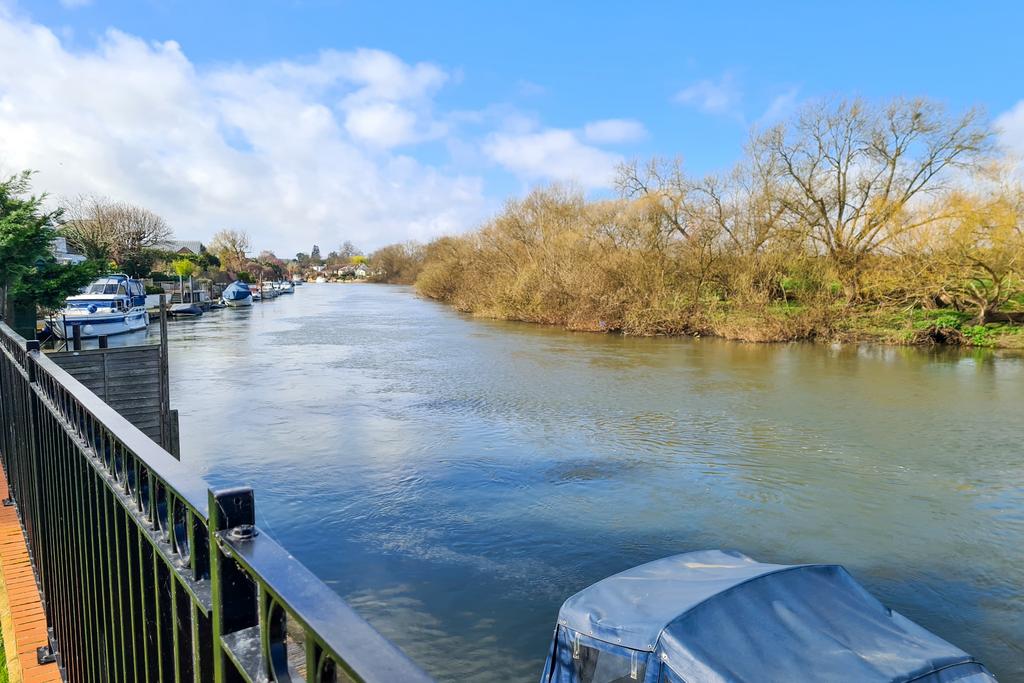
top-left (25, 339), bottom-right (39, 378)
top-left (23, 339), bottom-right (58, 665)
top-left (209, 487), bottom-right (259, 682)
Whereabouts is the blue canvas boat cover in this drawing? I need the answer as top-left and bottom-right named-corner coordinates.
top-left (544, 549), bottom-right (995, 683)
top-left (222, 281), bottom-right (251, 300)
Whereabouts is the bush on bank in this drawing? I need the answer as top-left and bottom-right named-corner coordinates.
top-left (369, 98), bottom-right (1024, 347)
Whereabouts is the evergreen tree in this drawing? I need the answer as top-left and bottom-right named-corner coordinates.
top-left (0, 171), bottom-right (63, 318)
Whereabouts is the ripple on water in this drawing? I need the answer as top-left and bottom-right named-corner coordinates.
top-left (164, 284), bottom-right (1024, 681)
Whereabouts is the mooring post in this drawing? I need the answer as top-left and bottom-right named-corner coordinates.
top-left (98, 335), bottom-right (108, 349)
top-left (158, 295), bottom-right (171, 451)
top-left (208, 487), bottom-right (259, 681)
top-left (71, 324), bottom-right (81, 351)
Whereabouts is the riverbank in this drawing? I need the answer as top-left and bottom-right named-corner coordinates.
top-left (413, 290), bottom-right (1024, 349)
top-left (407, 268), bottom-right (1024, 348)
top-left (364, 184), bottom-right (1023, 349)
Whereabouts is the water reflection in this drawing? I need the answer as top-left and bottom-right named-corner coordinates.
top-left (155, 284), bottom-right (1023, 681)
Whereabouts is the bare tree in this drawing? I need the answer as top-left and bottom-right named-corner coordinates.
top-left (338, 240), bottom-right (362, 261)
top-left (61, 195), bottom-right (172, 263)
top-left (108, 203), bottom-right (172, 261)
top-left (615, 157), bottom-right (693, 240)
top-left (757, 98), bottom-right (990, 299)
top-left (61, 195), bottom-right (118, 261)
top-left (208, 229), bottom-right (251, 273)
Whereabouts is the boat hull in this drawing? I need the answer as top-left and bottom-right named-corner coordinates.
top-left (168, 303), bottom-right (204, 317)
top-left (223, 295), bottom-right (253, 307)
top-left (53, 308), bottom-right (149, 339)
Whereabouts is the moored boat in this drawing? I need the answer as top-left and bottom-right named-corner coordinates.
top-left (180, 288), bottom-right (213, 310)
top-left (222, 281), bottom-right (253, 307)
top-left (291, 275), bottom-right (304, 286)
top-left (54, 274), bottom-right (149, 339)
top-left (278, 280), bottom-right (294, 294)
top-left (540, 549), bottom-right (995, 683)
top-left (168, 303), bottom-right (203, 318)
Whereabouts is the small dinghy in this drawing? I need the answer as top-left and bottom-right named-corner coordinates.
top-left (540, 549), bottom-right (995, 683)
top-left (168, 303), bottom-right (203, 318)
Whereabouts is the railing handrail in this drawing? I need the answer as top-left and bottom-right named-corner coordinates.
top-left (0, 320), bottom-right (434, 682)
top-left (30, 341), bottom-right (210, 512)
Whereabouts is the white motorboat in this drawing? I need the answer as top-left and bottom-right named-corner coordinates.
top-left (291, 275), bottom-right (304, 286)
top-left (54, 274), bottom-right (149, 338)
top-left (278, 280), bottom-right (294, 294)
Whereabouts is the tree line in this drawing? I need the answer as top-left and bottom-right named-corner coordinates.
top-left (0, 171), bottom-right (371, 322)
top-left (369, 98), bottom-right (1024, 346)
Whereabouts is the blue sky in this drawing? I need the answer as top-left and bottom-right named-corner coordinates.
top-left (3, 1), bottom-right (1023, 254)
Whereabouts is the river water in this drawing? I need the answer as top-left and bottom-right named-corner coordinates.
top-left (154, 283), bottom-right (1022, 681)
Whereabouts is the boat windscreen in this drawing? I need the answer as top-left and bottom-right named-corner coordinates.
top-left (67, 301), bottom-right (117, 309)
top-left (87, 279), bottom-right (127, 295)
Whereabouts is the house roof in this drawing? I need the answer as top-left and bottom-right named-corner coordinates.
top-left (156, 240), bottom-right (205, 254)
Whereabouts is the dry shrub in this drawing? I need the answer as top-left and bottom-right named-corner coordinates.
top-left (412, 184), bottom-right (843, 340)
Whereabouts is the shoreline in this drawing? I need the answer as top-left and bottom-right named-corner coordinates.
top-left (409, 288), bottom-right (1024, 351)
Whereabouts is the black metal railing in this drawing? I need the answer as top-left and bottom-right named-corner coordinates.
top-left (0, 321), bottom-right (433, 683)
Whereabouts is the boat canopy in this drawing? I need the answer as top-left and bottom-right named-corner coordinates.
top-left (68, 275), bottom-right (146, 308)
top-left (541, 549), bottom-right (995, 683)
top-left (86, 276), bottom-right (129, 295)
top-left (223, 281), bottom-right (251, 298)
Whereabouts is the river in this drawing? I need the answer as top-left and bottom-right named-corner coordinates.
top-left (153, 283), bottom-right (1023, 681)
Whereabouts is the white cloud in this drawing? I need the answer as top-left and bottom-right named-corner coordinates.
top-left (0, 11), bottom-right (486, 253)
top-left (59, 0), bottom-right (92, 8)
top-left (756, 86), bottom-right (801, 127)
top-left (996, 100), bottom-right (1024, 159)
top-left (344, 102), bottom-right (420, 147)
top-left (484, 129), bottom-right (621, 189)
top-left (582, 118), bottom-right (647, 144)
top-left (674, 72), bottom-right (742, 117)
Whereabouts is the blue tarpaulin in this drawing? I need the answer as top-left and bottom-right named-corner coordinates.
top-left (541, 549), bottom-right (995, 683)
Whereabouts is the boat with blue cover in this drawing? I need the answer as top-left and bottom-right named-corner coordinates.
top-left (222, 281), bottom-right (253, 307)
top-left (541, 549), bottom-right (995, 683)
top-left (54, 274), bottom-right (149, 338)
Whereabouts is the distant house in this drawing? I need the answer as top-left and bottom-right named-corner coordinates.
top-left (155, 240), bottom-right (205, 255)
top-left (354, 264), bottom-right (371, 278)
top-left (51, 237), bottom-right (87, 265)
top-left (336, 264), bottom-right (357, 277)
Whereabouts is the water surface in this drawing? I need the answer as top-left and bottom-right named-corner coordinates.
top-left (157, 284), bottom-right (1022, 681)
